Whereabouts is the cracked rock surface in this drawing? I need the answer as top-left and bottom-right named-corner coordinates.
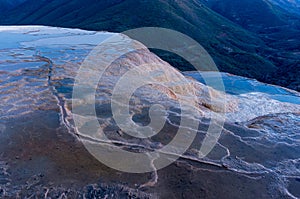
top-left (0, 26), bottom-right (300, 198)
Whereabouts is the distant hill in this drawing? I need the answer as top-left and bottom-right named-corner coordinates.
top-left (268, 0), bottom-right (300, 17)
top-left (204, 0), bottom-right (300, 32)
top-left (204, 0), bottom-right (300, 91)
top-left (205, 0), bottom-right (287, 31)
top-left (0, 0), bottom-right (26, 12)
top-left (0, 0), bottom-right (299, 91)
top-left (0, 0), bottom-right (278, 81)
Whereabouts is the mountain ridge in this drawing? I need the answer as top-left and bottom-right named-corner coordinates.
top-left (204, 0), bottom-right (300, 91)
top-left (0, 0), bottom-right (277, 80)
top-left (0, 0), bottom-right (299, 91)
top-left (0, 0), bottom-right (26, 12)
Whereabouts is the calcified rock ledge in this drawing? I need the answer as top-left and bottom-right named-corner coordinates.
top-left (0, 26), bottom-right (300, 198)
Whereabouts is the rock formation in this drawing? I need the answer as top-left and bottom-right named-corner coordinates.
top-left (0, 26), bottom-right (299, 198)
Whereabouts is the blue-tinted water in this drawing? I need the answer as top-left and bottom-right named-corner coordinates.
top-left (185, 72), bottom-right (300, 105)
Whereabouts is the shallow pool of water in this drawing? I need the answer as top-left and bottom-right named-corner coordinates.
top-left (185, 71), bottom-right (300, 104)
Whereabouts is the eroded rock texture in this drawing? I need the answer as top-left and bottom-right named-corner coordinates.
top-left (0, 26), bottom-right (299, 198)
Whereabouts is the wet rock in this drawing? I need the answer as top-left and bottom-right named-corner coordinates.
top-left (0, 26), bottom-right (299, 198)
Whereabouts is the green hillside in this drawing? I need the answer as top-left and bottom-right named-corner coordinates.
top-left (0, 0), bottom-right (278, 82)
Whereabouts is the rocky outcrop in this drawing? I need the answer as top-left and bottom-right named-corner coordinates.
top-left (0, 26), bottom-right (299, 198)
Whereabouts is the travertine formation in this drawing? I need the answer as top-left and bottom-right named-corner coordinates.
top-left (0, 26), bottom-right (299, 198)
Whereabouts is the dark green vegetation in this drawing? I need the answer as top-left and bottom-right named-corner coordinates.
top-left (0, 0), bottom-right (299, 91)
top-left (0, 0), bottom-right (25, 12)
top-left (205, 0), bottom-right (287, 31)
top-left (204, 0), bottom-right (300, 91)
